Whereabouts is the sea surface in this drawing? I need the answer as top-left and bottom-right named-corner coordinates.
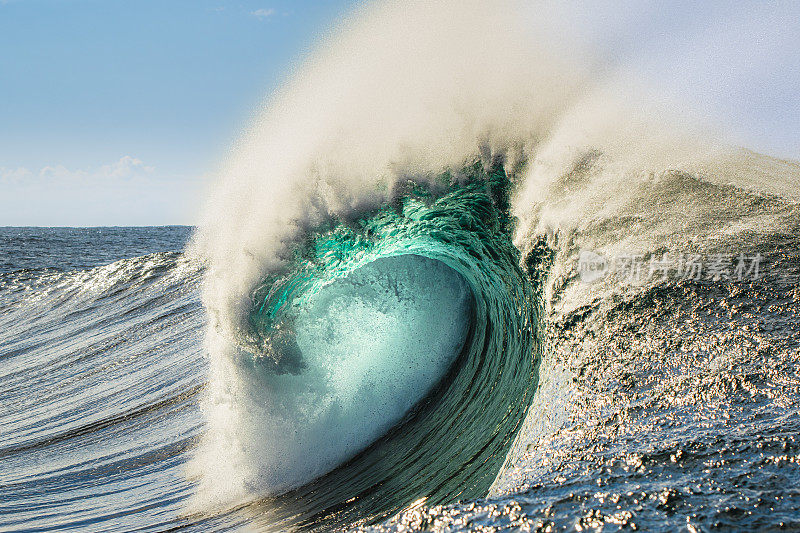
top-left (1, 167), bottom-right (799, 533)
top-left (0, 226), bottom-right (211, 531)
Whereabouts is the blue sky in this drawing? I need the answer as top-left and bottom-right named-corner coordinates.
top-left (0, 0), bottom-right (797, 226)
top-left (0, 0), bottom-right (359, 225)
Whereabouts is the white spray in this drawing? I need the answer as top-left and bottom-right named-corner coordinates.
top-left (188, 0), bottom-right (796, 508)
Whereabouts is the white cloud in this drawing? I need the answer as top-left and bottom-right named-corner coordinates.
top-left (251, 8), bottom-right (275, 19)
top-left (0, 155), bottom-right (204, 225)
top-left (0, 166), bottom-right (33, 184)
top-left (39, 164), bottom-right (88, 180)
top-left (1, 156), bottom-right (154, 185)
top-left (100, 155), bottom-right (155, 179)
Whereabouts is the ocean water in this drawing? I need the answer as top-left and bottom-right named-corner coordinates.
top-left (4, 0), bottom-right (800, 531)
top-left (3, 166), bottom-right (800, 532)
top-left (0, 226), bottom-right (207, 531)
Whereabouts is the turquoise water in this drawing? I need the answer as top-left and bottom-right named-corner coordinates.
top-left (230, 165), bottom-right (541, 528)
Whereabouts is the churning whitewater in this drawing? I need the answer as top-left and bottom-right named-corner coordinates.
top-left (2, 0), bottom-right (800, 531)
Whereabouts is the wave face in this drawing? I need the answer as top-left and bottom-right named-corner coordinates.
top-left (188, 0), bottom-right (800, 529)
top-left (192, 167), bottom-right (542, 528)
top-left (191, 0), bottom-right (576, 514)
